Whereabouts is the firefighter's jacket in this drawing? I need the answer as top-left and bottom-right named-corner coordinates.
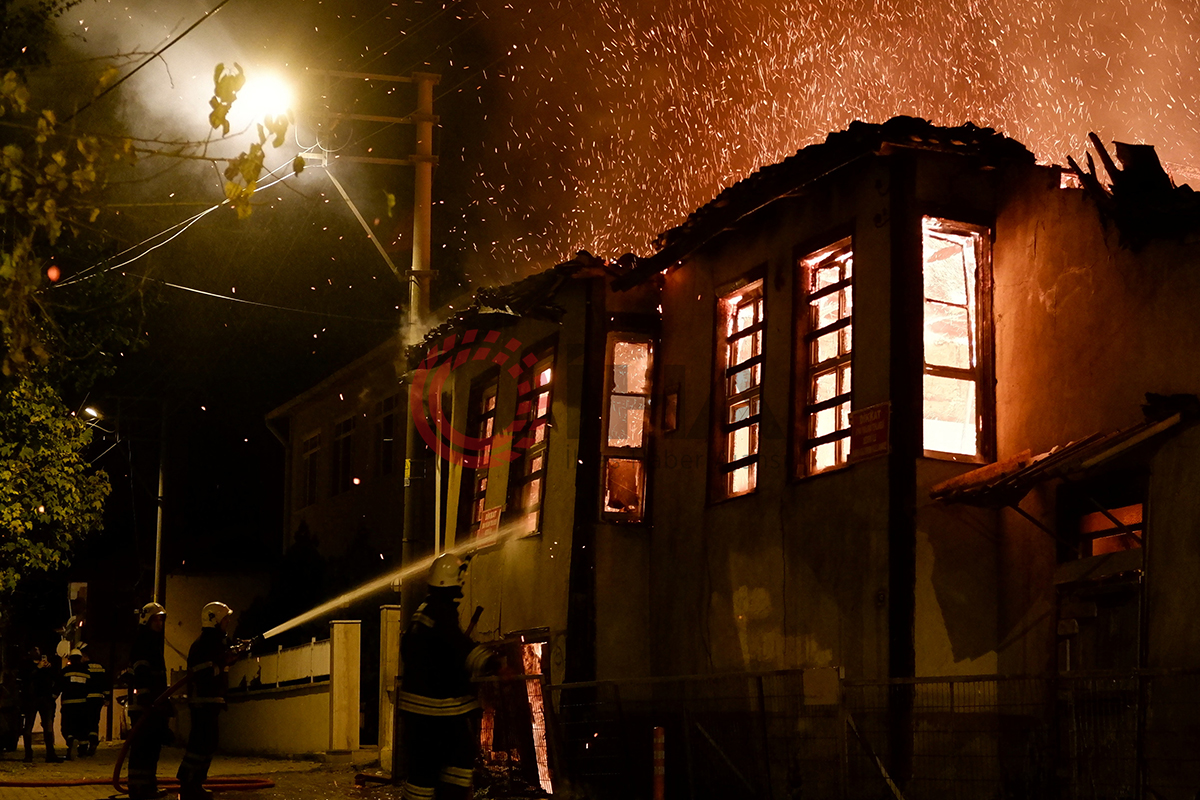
top-left (398, 594), bottom-right (493, 717)
top-left (85, 660), bottom-right (109, 704)
top-left (185, 627), bottom-right (230, 709)
top-left (128, 625), bottom-right (168, 711)
top-left (60, 661), bottom-right (91, 708)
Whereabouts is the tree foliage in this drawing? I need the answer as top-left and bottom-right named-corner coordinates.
top-left (0, 374), bottom-right (109, 593)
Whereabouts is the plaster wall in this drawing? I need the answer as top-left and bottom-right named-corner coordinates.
top-left (441, 290), bottom-right (588, 644)
top-left (651, 160), bottom-right (894, 679)
top-left (990, 166), bottom-right (1200, 673)
top-left (221, 684), bottom-right (330, 756)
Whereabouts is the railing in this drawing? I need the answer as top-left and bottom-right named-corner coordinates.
top-left (485, 669), bottom-right (1200, 800)
top-left (228, 637), bottom-right (330, 692)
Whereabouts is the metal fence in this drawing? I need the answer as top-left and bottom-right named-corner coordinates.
top-left (499, 670), bottom-right (1200, 800)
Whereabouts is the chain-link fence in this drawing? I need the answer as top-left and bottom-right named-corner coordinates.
top-left (480, 669), bottom-right (1200, 800)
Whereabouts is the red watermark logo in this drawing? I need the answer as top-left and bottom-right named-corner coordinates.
top-left (409, 328), bottom-right (543, 468)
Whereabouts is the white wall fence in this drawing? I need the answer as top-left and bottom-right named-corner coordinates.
top-left (191, 620), bottom-right (360, 758)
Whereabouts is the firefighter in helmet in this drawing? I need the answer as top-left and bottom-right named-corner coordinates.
top-left (127, 602), bottom-right (170, 800)
top-left (80, 643), bottom-right (109, 756)
top-left (176, 602), bottom-right (234, 800)
top-left (399, 553), bottom-right (497, 800)
top-left (59, 648), bottom-right (90, 760)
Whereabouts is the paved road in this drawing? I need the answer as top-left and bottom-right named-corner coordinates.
top-left (0, 742), bottom-right (400, 800)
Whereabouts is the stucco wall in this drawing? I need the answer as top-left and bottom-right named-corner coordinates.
top-left (990, 167), bottom-right (1200, 674)
top-left (650, 159), bottom-right (894, 679)
top-left (221, 684), bottom-right (331, 756)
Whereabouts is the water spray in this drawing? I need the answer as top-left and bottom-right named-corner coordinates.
top-left (258, 522), bottom-right (523, 641)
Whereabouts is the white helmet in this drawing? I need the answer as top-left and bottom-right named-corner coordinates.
top-left (139, 602), bottom-right (166, 625)
top-left (201, 601), bottom-right (232, 629)
top-left (69, 648), bottom-right (82, 658)
top-left (428, 553), bottom-right (466, 589)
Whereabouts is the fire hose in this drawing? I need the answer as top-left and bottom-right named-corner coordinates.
top-left (0, 638), bottom-right (275, 794)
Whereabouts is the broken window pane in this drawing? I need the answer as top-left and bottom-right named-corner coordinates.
top-left (611, 341), bottom-right (650, 394)
top-left (924, 301), bottom-right (973, 369)
top-left (603, 458), bottom-right (645, 518)
top-left (607, 395), bottom-right (646, 448)
top-left (922, 218), bottom-right (986, 458)
top-left (1080, 502), bottom-right (1143, 555)
top-left (923, 374), bottom-right (977, 455)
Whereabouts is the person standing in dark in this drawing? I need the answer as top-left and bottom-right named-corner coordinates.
top-left (127, 602), bottom-right (170, 800)
top-left (399, 553), bottom-right (497, 800)
top-left (18, 646), bottom-right (62, 763)
top-left (177, 602), bottom-right (234, 800)
top-left (81, 645), bottom-right (109, 756)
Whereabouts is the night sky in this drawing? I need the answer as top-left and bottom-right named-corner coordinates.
top-left (21, 0), bottom-right (1200, 633)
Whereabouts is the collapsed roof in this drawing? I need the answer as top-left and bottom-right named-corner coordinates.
top-left (614, 116), bottom-right (1035, 290)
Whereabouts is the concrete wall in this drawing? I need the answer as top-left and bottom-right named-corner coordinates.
top-left (221, 684), bottom-right (331, 757)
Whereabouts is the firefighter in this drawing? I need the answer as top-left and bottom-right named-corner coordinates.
top-left (399, 553), bottom-right (496, 800)
top-left (59, 648), bottom-right (91, 760)
top-left (176, 601), bottom-right (234, 800)
top-left (18, 646), bottom-right (62, 762)
top-left (127, 602), bottom-right (170, 800)
top-left (80, 644), bottom-right (109, 756)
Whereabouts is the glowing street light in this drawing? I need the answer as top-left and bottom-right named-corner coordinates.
top-left (238, 72), bottom-right (293, 120)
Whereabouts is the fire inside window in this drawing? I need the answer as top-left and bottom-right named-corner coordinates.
top-left (922, 217), bottom-right (989, 458)
top-left (800, 239), bottom-right (853, 475)
top-left (300, 433), bottom-right (320, 507)
top-left (462, 381), bottom-right (498, 537)
top-left (511, 352), bottom-right (555, 536)
top-left (373, 394), bottom-right (398, 477)
top-left (718, 281), bottom-right (764, 497)
top-left (1079, 502), bottom-right (1144, 557)
top-left (330, 416), bottom-right (356, 495)
top-left (602, 336), bottom-right (653, 521)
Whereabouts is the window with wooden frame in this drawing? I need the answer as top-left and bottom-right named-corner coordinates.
top-left (797, 239), bottom-right (853, 475)
top-left (373, 394), bottom-right (399, 478)
top-left (509, 347), bottom-right (556, 536)
top-left (922, 217), bottom-right (991, 460)
top-left (300, 433), bottom-right (320, 507)
top-left (601, 334), bottom-right (653, 521)
top-left (458, 377), bottom-right (499, 538)
top-left (330, 416), bottom-right (356, 495)
top-left (715, 278), bottom-right (764, 498)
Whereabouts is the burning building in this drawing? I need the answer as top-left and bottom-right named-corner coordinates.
top-left (263, 116), bottom-right (1200, 798)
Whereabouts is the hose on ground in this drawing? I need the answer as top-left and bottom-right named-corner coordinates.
top-left (0, 670), bottom-right (275, 792)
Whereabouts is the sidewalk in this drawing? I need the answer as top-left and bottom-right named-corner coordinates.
top-left (0, 742), bottom-right (400, 800)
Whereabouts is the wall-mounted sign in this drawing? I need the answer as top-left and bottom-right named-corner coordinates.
top-left (478, 507), bottom-right (502, 538)
top-left (849, 402), bottom-right (891, 462)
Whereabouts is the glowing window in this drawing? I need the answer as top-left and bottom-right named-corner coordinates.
top-left (1079, 503), bottom-right (1143, 557)
top-left (798, 239), bottom-right (853, 475)
top-left (459, 380), bottom-right (498, 538)
top-left (601, 335), bottom-right (653, 521)
top-left (922, 217), bottom-right (989, 458)
top-left (717, 280), bottom-right (764, 497)
top-left (509, 348), bottom-right (555, 536)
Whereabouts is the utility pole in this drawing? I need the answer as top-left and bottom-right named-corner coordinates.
top-left (402, 72), bottom-right (440, 624)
